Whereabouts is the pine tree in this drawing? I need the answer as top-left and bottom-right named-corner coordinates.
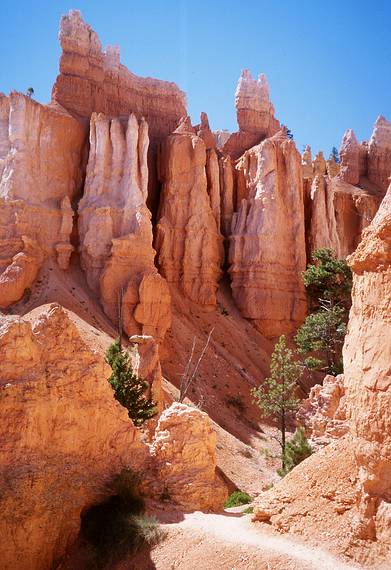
top-left (296, 248), bottom-right (352, 374)
top-left (106, 340), bottom-right (156, 426)
top-left (277, 427), bottom-right (313, 477)
top-left (252, 336), bottom-right (301, 471)
top-left (26, 87), bottom-right (34, 98)
top-left (329, 146), bottom-right (340, 164)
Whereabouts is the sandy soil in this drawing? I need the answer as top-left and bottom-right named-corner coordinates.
top-left (123, 511), bottom-right (363, 570)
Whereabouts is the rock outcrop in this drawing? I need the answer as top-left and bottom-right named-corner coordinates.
top-left (146, 403), bottom-right (228, 511)
top-left (367, 115), bottom-right (391, 192)
top-left (229, 131), bottom-right (307, 336)
top-left (306, 175), bottom-right (380, 258)
top-left (156, 118), bottom-right (223, 308)
top-left (0, 93), bottom-right (85, 307)
top-left (52, 10), bottom-right (186, 142)
top-left (297, 375), bottom-right (348, 445)
top-left (222, 70), bottom-right (280, 159)
top-left (78, 112), bottom-right (171, 341)
top-left (253, 184), bottom-right (391, 567)
top-left (339, 129), bottom-right (366, 185)
top-left (0, 304), bottom-right (146, 570)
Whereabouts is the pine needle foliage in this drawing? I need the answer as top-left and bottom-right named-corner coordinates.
top-left (303, 248), bottom-right (352, 311)
top-left (252, 336), bottom-right (301, 470)
top-left (277, 427), bottom-right (313, 477)
top-left (106, 340), bottom-right (156, 426)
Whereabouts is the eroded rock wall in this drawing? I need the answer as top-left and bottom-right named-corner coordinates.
top-left (0, 304), bottom-right (147, 570)
top-left (78, 112), bottom-right (171, 341)
top-left (0, 93), bottom-right (86, 307)
top-left (229, 131), bottom-right (307, 336)
top-left (155, 118), bottom-right (223, 308)
top-left (52, 10), bottom-right (186, 142)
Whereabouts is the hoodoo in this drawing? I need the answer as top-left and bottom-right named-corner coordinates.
top-left (1, 7), bottom-right (390, 570)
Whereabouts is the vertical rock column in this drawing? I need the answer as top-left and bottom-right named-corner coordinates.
top-left (229, 131), bottom-right (307, 336)
top-left (78, 113), bottom-right (171, 341)
top-left (155, 118), bottom-right (223, 308)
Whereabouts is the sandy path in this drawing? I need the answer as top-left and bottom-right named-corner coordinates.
top-left (148, 511), bottom-right (362, 570)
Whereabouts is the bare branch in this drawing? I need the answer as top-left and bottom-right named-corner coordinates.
top-left (179, 328), bottom-right (214, 403)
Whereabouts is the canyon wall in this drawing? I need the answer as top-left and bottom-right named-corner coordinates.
top-left (229, 131), bottom-right (307, 336)
top-left (303, 118), bottom-right (389, 259)
top-left (0, 93), bottom-right (85, 307)
top-left (253, 185), bottom-right (391, 566)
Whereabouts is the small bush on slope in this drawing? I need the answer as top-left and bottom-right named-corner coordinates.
top-left (81, 469), bottom-right (165, 567)
top-left (277, 427), bottom-right (313, 477)
top-left (224, 490), bottom-right (252, 508)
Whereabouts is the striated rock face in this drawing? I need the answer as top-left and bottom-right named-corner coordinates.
top-left (367, 115), bottom-right (391, 192)
top-left (146, 403), bottom-right (227, 511)
top-left (78, 112), bottom-right (171, 341)
top-left (130, 334), bottom-right (164, 412)
top-left (222, 70), bottom-right (280, 159)
top-left (0, 93), bottom-right (85, 307)
top-left (229, 131), bottom-right (307, 336)
top-left (339, 128), bottom-right (366, 185)
top-left (0, 304), bottom-right (146, 570)
top-left (156, 118), bottom-right (223, 308)
top-left (343, 185), bottom-right (391, 551)
top-left (297, 375), bottom-right (348, 445)
top-left (52, 10), bottom-right (186, 142)
top-left (235, 70), bottom-right (279, 135)
top-left (253, 184), bottom-right (391, 567)
top-left (306, 175), bottom-right (381, 258)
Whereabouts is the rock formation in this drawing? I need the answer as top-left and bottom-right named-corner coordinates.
top-left (156, 117), bottom-right (223, 308)
top-left (253, 184), bottom-right (391, 567)
top-left (78, 112), bottom-right (171, 341)
top-left (229, 131), bottom-right (307, 336)
top-left (52, 10), bottom-right (186, 142)
top-left (0, 304), bottom-right (147, 570)
top-left (303, 129), bottom-right (384, 259)
top-left (306, 175), bottom-right (380, 258)
top-left (367, 115), bottom-right (391, 192)
top-left (339, 128), bottom-right (366, 185)
top-left (0, 92), bottom-right (85, 307)
top-left (146, 402), bottom-right (228, 511)
top-left (222, 70), bottom-right (280, 159)
top-left (297, 375), bottom-right (348, 445)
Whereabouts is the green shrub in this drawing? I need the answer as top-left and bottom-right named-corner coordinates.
top-left (224, 490), bottom-right (252, 508)
top-left (277, 427), bottom-right (313, 477)
top-left (106, 340), bottom-right (156, 426)
top-left (81, 469), bottom-right (165, 566)
top-left (242, 506), bottom-right (254, 514)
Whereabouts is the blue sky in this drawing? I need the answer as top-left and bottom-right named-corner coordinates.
top-left (1, 0), bottom-right (390, 154)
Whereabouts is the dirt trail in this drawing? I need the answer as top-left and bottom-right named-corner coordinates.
top-left (134, 511), bottom-right (362, 570)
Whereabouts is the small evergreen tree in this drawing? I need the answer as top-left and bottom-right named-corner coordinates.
top-left (329, 146), bottom-right (340, 164)
top-left (297, 248), bottom-right (352, 374)
top-left (106, 340), bottom-right (156, 426)
top-left (303, 248), bottom-right (352, 312)
top-left (252, 336), bottom-right (301, 471)
top-left (295, 304), bottom-right (347, 374)
top-left (277, 427), bottom-right (313, 477)
top-left (286, 128), bottom-right (294, 140)
top-left (26, 87), bottom-right (34, 98)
